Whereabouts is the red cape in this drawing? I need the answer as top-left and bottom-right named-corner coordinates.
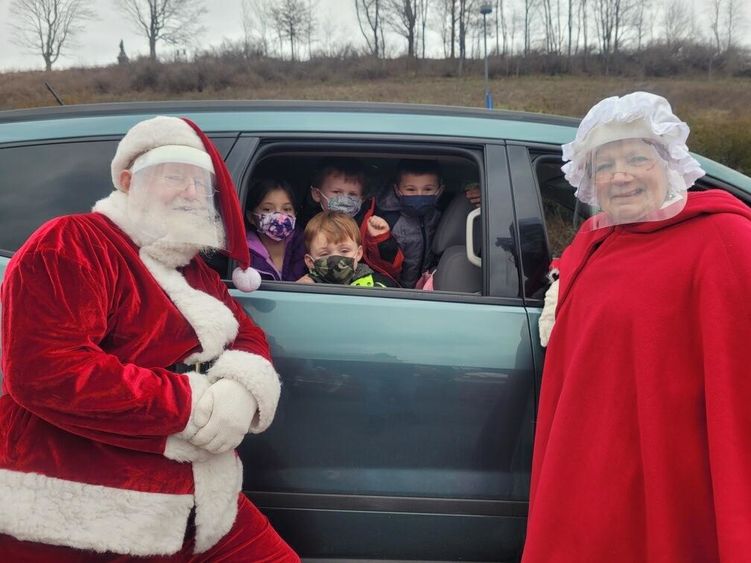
top-left (523, 190), bottom-right (751, 562)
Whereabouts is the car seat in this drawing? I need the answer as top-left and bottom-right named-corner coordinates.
top-left (431, 192), bottom-right (481, 293)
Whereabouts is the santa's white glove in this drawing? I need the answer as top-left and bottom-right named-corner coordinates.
top-left (189, 378), bottom-right (258, 454)
top-left (163, 435), bottom-right (213, 463)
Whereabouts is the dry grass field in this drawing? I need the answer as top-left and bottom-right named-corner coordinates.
top-left (2, 58), bottom-right (750, 174)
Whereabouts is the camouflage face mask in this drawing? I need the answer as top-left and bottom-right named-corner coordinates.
top-left (308, 255), bottom-right (357, 284)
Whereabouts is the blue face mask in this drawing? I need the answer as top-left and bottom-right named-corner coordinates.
top-left (398, 194), bottom-right (439, 217)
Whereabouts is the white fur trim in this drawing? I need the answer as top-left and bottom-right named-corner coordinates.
top-left (0, 468), bottom-right (192, 555)
top-left (192, 452), bottom-right (243, 553)
top-left (132, 145), bottom-right (213, 174)
top-left (94, 192), bottom-right (239, 362)
top-left (207, 350), bottom-right (281, 434)
top-left (140, 251), bottom-right (239, 363)
top-left (539, 278), bottom-right (559, 347)
top-left (232, 266), bottom-right (262, 292)
top-left (111, 116), bottom-right (205, 190)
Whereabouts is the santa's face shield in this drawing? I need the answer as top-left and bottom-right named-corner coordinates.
top-left (584, 138), bottom-right (686, 230)
top-left (127, 160), bottom-right (226, 250)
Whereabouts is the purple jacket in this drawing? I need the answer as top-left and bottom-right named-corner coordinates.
top-left (247, 228), bottom-right (307, 282)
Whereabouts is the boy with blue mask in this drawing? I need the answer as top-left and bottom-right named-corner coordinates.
top-left (368, 159), bottom-right (444, 288)
top-left (301, 157), bottom-right (404, 285)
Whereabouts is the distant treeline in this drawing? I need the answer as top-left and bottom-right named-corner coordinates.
top-left (1, 50), bottom-right (750, 175)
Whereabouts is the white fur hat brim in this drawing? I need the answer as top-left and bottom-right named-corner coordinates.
top-left (111, 116), bottom-right (207, 191)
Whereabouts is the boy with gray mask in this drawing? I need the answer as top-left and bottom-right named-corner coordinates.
top-left (301, 157), bottom-right (404, 284)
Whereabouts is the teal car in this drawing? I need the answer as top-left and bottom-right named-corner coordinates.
top-left (1, 101), bottom-right (750, 562)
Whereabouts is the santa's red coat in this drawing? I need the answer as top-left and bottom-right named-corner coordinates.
top-left (522, 190), bottom-right (751, 562)
top-left (0, 192), bottom-right (281, 556)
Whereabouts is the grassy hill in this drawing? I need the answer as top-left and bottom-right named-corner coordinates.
top-left (2, 57), bottom-right (750, 174)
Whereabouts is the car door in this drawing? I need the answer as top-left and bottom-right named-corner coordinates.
top-left (225, 136), bottom-right (536, 562)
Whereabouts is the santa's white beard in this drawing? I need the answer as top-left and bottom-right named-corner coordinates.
top-left (132, 198), bottom-right (226, 267)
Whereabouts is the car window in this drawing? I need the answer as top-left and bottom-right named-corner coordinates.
top-left (243, 148), bottom-right (485, 295)
top-left (0, 140), bottom-right (118, 253)
top-left (533, 154), bottom-right (592, 259)
top-left (0, 135), bottom-right (236, 254)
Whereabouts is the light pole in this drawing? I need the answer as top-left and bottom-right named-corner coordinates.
top-left (480, 3), bottom-right (493, 109)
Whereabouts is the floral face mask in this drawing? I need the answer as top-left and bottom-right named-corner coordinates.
top-left (254, 211), bottom-right (296, 241)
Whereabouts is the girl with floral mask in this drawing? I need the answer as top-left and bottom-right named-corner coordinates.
top-left (245, 179), bottom-right (307, 282)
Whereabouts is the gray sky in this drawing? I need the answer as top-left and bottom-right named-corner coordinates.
top-left (0, 0), bottom-right (745, 72)
top-left (0, 0), bottom-right (362, 71)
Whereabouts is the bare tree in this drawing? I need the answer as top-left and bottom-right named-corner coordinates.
top-left (522, 0), bottom-right (538, 55)
top-left (566, 0), bottom-right (576, 57)
top-left (722, 0), bottom-right (744, 51)
top-left (242, 0), bottom-right (273, 56)
top-left (457, 0), bottom-right (476, 75)
top-left (593, 0), bottom-right (633, 72)
top-left (355, 0), bottom-right (386, 57)
top-left (708, 0), bottom-right (745, 56)
top-left (631, 0), bottom-right (649, 51)
top-left (494, 0), bottom-right (512, 55)
top-left (118, 0), bottom-right (207, 61)
top-left (415, 0), bottom-right (430, 58)
top-left (439, 0), bottom-right (458, 58)
top-left (541, 0), bottom-right (563, 54)
top-left (268, 0), bottom-right (314, 60)
top-left (386, 0), bottom-right (418, 57)
top-left (8, 0), bottom-right (94, 71)
top-left (662, 0), bottom-right (691, 50)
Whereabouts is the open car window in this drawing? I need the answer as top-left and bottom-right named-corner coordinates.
top-left (241, 146), bottom-right (485, 296)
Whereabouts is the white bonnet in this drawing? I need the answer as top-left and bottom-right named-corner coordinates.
top-left (111, 116), bottom-right (208, 191)
top-left (562, 92), bottom-right (705, 206)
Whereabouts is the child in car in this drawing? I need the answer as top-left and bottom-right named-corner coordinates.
top-left (245, 178), bottom-right (307, 282)
top-left (368, 159), bottom-right (444, 288)
top-left (300, 157), bottom-right (403, 283)
top-left (298, 211), bottom-right (396, 288)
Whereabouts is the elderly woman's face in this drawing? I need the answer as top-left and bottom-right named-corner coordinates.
top-left (592, 139), bottom-right (668, 223)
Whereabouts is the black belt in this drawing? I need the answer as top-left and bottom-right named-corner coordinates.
top-left (168, 359), bottom-right (216, 375)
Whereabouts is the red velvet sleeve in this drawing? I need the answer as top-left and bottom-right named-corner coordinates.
top-left (697, 214), bottom-right (751, 560)
top-left (1, 249), bottom-right (192, 453)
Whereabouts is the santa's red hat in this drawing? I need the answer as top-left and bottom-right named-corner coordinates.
top-left (111, 115), bottom-right (261, 291)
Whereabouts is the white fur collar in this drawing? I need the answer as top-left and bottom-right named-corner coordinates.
top-left (94, 192), bottom-right (239, 362)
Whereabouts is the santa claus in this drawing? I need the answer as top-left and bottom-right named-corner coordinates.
top-left (0, 116), bottom-right (299, 561)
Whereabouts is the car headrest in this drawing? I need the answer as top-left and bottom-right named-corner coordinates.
top-left (432, 192), bottom-right (474, 255)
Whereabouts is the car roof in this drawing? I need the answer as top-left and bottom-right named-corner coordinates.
top-left (1, 100), bottom-right (750, 194)
top-left (0, 100), bottom-right (580, 145)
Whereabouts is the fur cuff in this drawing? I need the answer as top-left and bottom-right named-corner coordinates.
top-left (539, 278), bottom-right (559, 347)
top-left (207, 350), bottom-right (281, 434)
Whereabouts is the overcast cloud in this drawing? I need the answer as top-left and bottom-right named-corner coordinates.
top-left (0, 0), bottom-right (364, 71)
top-left (0, 0), bottom-right (745, 72)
